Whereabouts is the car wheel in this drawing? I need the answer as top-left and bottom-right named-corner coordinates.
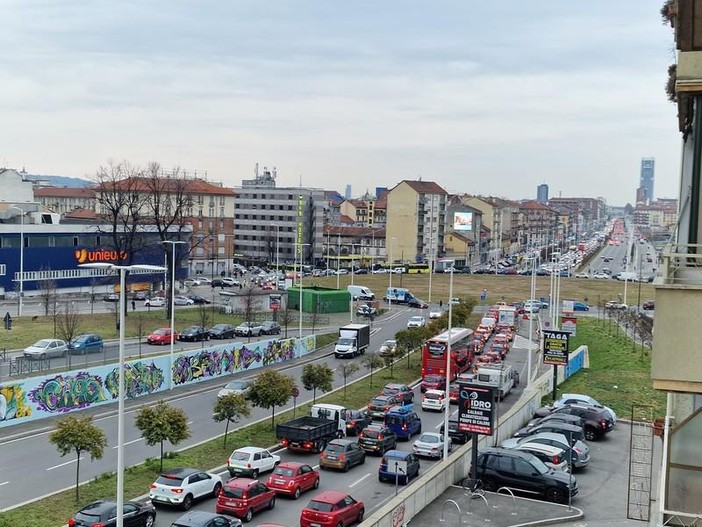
top-left (40, 353), bottom-right (47, 360)
top-left (244, 508), bottom-right (254, 522)
top-left (360, 454), bottom-right (366, 465)
top-left (357, 508), bottom-right (365, 522)
top-left (293, 486), bottom-right (301, 499)
top-left (268, 495), bottom-right (276, 510)
top-left (144, 513), bottom-right (155, 527)
top-left (211, 482), bottom-right (222, 498)
top-left (344, 461), bottom-right (351, 472)
top-left (181, 494), bottom-right (193, 510)
top-left (378, 474), bottom-right (385, 482)
top-left (480, 477), bottom-right (498, 492)
top-left (545, 486), bottom-right (567, 504)
top-left (251, 469), bottom-right (259, 479)
top-left (584, 427), bottom-right (598, 441)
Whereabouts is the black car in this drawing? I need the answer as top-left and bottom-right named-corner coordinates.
top-left (187, 295), bottom-right (211, 305)
top-left (260, 321), bottom-right (281, 335)
top-left (367, 394), bottom-right (403, 419)
top-left (536, 404), bottom-right (614, 441)
top-left (170, 510), bottom-right (242, 527)
top-left (353, 268), bottom-right (368, 275)
top-left (642, 300), bottom-right (655, 310)
top-left (208, 324), bottom-right (236, 339)
top-left (70, 499), bottom-right (156, 527)
top-left (440, 419), bottom-right (471, 444)
top-left (471, 447), bottom-right (577, 504)
top-left (357, 304), bottom-right (377, 317)
top-left (178, 326), bottom-right (210, 342)
top-left (407, 298), bottom-right (428, 308)
top-left (381, 383), bottom-right (414, 404)
top-left (513, 422), bottom-right (586, 445)
top-left (358, 425), bottom-right (398, 455)
top-left (527, 413), bottom-right (584, 430)
top-left (345, 409), bottom-right (372, 436)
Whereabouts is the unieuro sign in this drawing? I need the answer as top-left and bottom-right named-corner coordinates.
top-left (75, 249), bottom-right (128, 264)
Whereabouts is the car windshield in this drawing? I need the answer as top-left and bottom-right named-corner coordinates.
top-left (155, 475), bottom-right (184, 486)
top-left (363, 429), bottom-right (382, 439)
top-left (382, 386), bottom-right (400, 395)
top-left (424, 376), bottom-right (442, 383)
top-left (307, 500), bottom-right (335, 512)
top-left (212, 325), bottom-right (228, 330)
top-left (224, 381), bottom-right (248, 390)
top-left (419, 434), bottom-right (439, 443)
top-left (222, 486), bottom-right (245, 499)
top-left (32, 340), bottom-right (52, 348)
top-left (73, 335), bottom-right (90, 344)
top-left (325, 443), bottom-right (346, 454)
top-left (231, 451), bottom-right (250, 461)
top-left (371, 398), bottom-right (388, 406)
top-left (410, 317), bottom-right (422, 322)
top-left (382, 340), bottom-right (395, 348)
top-left (337, 338), bottom-right (354, 346)
top-left (273, 467), bottom-right (295, 477)
top-left (154, 329), bottom-right (168, 335)
top-left (425, 392), bottom-right (442, 400)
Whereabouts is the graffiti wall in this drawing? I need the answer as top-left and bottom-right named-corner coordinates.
top-left (0, 335), bottom-right (316, 429)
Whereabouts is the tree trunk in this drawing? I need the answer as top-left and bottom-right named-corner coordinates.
top-left (224, 420), bottom-right (230, 447)
top-left (75, 449), bottom-right (81, 502)
top-left (313, 387), bottom-right (316, 404)
top-left (271, 405), bottom-right (276, 429)
top-left (160, 440), bottom-right (164, 472)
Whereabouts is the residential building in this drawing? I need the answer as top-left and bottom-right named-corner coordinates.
top-left (444, 197), bottom-right (483, 269)
top-left (34, 186), bottom-right (97, 215)
top-left (518, 200), bottom-right (558, 247)
top-left (640, 157), bottom-right (655, 205)
top-left (536, 183), bottom-right (549, 204)
top-left (636, 186), bottom-right (648, 205)
top-left (462, 196), bottom-right (521, 259)
top-left (322, 225), bottom-right (386, 270)
top-left (0, 168), bottom-right (35, 203)
top-left (548, 197), bottom-right (606, 237)
top-left (338, 191), bottom-right (387, 228)
top-left (385, 180), bottom-right (447, 267)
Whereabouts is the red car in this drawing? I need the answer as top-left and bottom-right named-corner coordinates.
top-left (216, 478), bottom-right (276, 522)
top-left (146, 327), bottom-right (179, 345)
top-left (266, 462), bottom-right (319, 499)
top-left (448, 383), bottom-right (459, 404)
top-left (420, 375), bottom-right (446, 393)
top-left (300, 491), bottom-right (365, 527)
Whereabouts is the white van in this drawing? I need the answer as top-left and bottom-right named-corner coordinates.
top-left (347, 285), bottom-right (375, 301)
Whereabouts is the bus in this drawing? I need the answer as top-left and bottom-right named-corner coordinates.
top-left (406, 263), bottom-right (430, 274)
top-left (421, 327), bottom-right (474, 380)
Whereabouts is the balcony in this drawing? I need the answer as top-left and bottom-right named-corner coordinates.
top-left (651, 243), bottom-right (702, 394)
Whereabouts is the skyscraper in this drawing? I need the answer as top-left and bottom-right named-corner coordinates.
top-left (536, 183), bottom-right (549, 204)
top-left (640, 158), bottom-right (655, 204)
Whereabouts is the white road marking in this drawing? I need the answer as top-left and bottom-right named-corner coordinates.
top-left (0, 481), bottom-right (9, 487)
top-left (350, 473), bottom-right (371, 488)
top-left (46, 457), bottom-right (83, 471)
top-left (113, 438), bottom-right (142, 449)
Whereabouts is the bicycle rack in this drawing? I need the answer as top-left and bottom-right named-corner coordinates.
top-left (496, 487), bottom-right (518, 516)
top-left (439, 499), bottom-right (462, 525)
top-left (467, 493), bottom-right (491, 521)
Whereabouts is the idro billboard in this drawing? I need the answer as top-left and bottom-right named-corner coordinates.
top-left (453, 211), bottom-right (473, 232)
top-left (457, 382), bottom-right (496, 435)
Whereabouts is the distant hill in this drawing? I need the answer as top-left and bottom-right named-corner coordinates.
top-left (25, 174), bottom-right (93, 188)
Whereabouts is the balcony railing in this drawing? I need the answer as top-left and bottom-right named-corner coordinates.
top-left (659, 243), bottom-right (702, 285)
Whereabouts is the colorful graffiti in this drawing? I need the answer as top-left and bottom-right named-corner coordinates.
top-left (0, 383), bottom-right (32, 421)
top-left (105, 361), bottom-right (165, 399)
top-left (29, 372), bottom-right (108, 413)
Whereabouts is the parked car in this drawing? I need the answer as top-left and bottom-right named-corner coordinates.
top-left (512, 422), bottom-right (586, 446)
top-left (500, 432), bottom-right (591, 469)
top-left (147, 328), bottom-right (178, 345)
top-left (227, 447), bottom-right (280, 478)
top-left (380, 383), bottom-right (414, 404)
top-left (266, 462), bottom-right (320, 499)
top-left (170, 511), bottom-right (241, 527)
top-left (642, 300), bottom-right (655, 310)
top-left (440, 419), bottom-right (471, 444)
top-left (68, 334), bottom-right (104, 355)
top-left (345, 409), bottom-right (372, 436)
top-left (144, 296), bottom-right (166, 308)
top-left (513, 443), bottom-right (570, 472)
top-left (299, 491), bottom-right (365, 527)
top-left (102, 293), bottom-right (119, 302)
top-left (421, 389), bottom-right (447, 412)
top-left (357, 424), bottom-right (398, 455)
top-left (187, 295), bottom-right (211, 305)
top-left (179, 325), bottom-right (210, 342)
top-left (604, 300), bottom-right (627, 309)
top-left (69, 499), bottom-right (156, 527)
top-left (551, 393), bottom-right (618, 424)
top-left (260, 321), bottom-right (281, 335)
top-left (235, 321), bottom-right (264, 337)
top-left (208, 323), bottom-right (236, 339)
top-left (471, 447), bottom-right (577, 504)
top-left (535, 404), bottom-right (615, 441)
top-left (174, 295), bottom-right (195, 306)
top-left (378, 450), bottom-right (420, 484)
top-left (407, 298), bottom-right (429, 309)
top-left (572, 301), bottom-right (590, 311)
top-left (367, 394), bottom-right (403, 419)
top-left (215, 478), bottom-right (275, 522)
top-left (319, 439), bottom-right (366, 471)
top-left (527, 413), bottom-right (584, 430)
top-left (407, 316), bottom-right (426, 328)
top-left (23, 338), bottom-right (68, 360)
top-left (218, 379), bottom-right (252, 399)
top-left (378, 339), bottom-right (397, 356)
top-left (413, 432), bottom-right (451, 458)
top-left (148, 467), bottom-right (222, 510)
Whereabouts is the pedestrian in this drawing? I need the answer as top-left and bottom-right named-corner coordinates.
top-left (131, 299), bottom-right (136, 311)
top-left (439, 299), bottom-right (443, 308)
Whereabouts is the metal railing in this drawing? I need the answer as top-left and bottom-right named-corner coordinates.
top-left (660, 243), bottom-right (702, 285)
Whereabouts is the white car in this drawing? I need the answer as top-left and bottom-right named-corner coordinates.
top-left (574, 272), bottom-right (590, 279)
top-left (428, 308), bottom-right (443, 319)
top-left (336, 268), bottom-right (349, 275)
top-left (593, 273), bottom-right (610, 279)
top-left (148, 467), bottom-right (222, 509)
top-left (144, 296), bottom-right (166, 307)
top-left (23, 339), bottom-right (68, 360)
top-left (173, 295), bottom-right (195, 306)
top-left (221, 277), bottom-right (241, 287)
top-left (218, 379), bottom-right (253, 399)
top-left (407, 316), bottom-right (426, 328)
top-left (227, 446), bottom-right (280, 478)
top-left (392, 267), bottom-right (406, 274)
top-left (413, 432), bottom-right (452, 458)
top-left (554, 393), bottom-right (618, 424)
top-left (371, 268), bottom-right (388, 274)
top-left (235, 322), bottom-right (264, 337)
top-left (421, 389), bottom-right (447, 412)
top-left (378, 339), bottom-right (397, 356)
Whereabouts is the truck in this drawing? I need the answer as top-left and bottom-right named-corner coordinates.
top-left (384, 287), bottom-right (415, 304)
top-left (497, 305), bottom-right (518, 330)
top-left (334, 323), bottom-right (371, 358)
top-left (276, 403), bottom-right (349, 453)
top-left (460, 364), bottom-right (519, 401)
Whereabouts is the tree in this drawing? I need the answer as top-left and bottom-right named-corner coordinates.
top-left (134, 401), bottom-right (191, 471)
top-left (213, 394), bottom-right (251, 447)
top-left (55, 301), bottom-right (82, 368)
top-left (195, 304), bottom-right (212, 348)
top-left (396, 328), bottom-right (426, 368)
top-left (301, 363), bottom-right (333, 403)
top-left (381, 346), bottom-right (399, 376)
top-left (49, 415), bottom-right (107, 501)
top-left (362, 353), bottom-right (384, 387)
top-left (338, 362), bottom-right (359, 398)
top-left (278, 303), bottom-right (293, 339)
top-left (37, 272), bottom-right (57, 316)
top-left (248, 369), bottom-right (296, 428)
top-left (241, 285), bottom-right (258, 341)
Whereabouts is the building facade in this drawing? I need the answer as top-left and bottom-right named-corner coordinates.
top-left (536, 183), bottom-right (549, 204)
top-left (640, 157), bottom-right (655, 205)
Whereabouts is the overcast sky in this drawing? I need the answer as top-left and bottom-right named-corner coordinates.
top-left (0, 1), bottom-right (679, 205)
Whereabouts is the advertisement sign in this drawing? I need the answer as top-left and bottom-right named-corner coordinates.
top-left (269, 294), bottom-right (282, 311)
top-left (543, 329), bottom-right (570, 366)
top-left (562, 300), bottom-right (574, 313)
top-left (561, 316), bottom-right (577, 336)
top-left (457, 382), bottom-right (495, 435)
top-left (453, 211), bottom-right (473, 232)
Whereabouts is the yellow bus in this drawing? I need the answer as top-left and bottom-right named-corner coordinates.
top-left (406, 263), bottom-right (430, 274)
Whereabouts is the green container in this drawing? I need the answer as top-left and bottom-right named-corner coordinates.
top-left (287, 286), bottom-right (350, 313)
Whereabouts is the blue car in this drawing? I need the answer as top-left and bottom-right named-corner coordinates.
top-left (378, 450), bottom-right (420, 484)
top-left (573, 301), bottom-right (590, 311)
top-left (384, 405), bottom-right (422, 440)
top-left (68, 333), bottom-right (105, 355)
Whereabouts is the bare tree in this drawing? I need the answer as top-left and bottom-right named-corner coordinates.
top-left (134, 314), bottom-right (146, 358)
top-left (241, 285), bottom-right (258, 341)
top-left (278, 302), bottom-right (293, 339)
top-left (37, 272), bottom-right (57, 317)
top-left (195, 305), bottom-right (212, 348)
top-left (56, 301), bottom-right (82, 367)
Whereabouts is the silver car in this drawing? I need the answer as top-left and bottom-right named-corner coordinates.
top-left (23, 339), bottom-right (68, 360)
top-left (235, 321), bottom-right (263, 337)
top-left (413, 432), bottom-right (452, 458)
top-left (500, 432), bottom-right (591, 469)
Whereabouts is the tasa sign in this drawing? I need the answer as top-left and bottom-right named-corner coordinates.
top-left (75, 249), bottom-right (128, 264)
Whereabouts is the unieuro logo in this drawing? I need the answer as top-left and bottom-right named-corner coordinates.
top-left (75, 249), bottom-right (128, 264)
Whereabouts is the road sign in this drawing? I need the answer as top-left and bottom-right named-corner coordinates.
top-left (292, 386), bottom-right (300, 398)
top-left (457, 382), bottom-right (496, 435)
top-left (561, 316), bottom-right (577, 336)
top-left (543, 329), bottom-right (570, 365)
top-left (562, 300), bottom-right (574, 313)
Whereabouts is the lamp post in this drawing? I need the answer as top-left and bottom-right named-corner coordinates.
top-left (438, 258), bottom-right (454, 460)
top-left (162, 240), bottom-right (187, 390)
top-left (349, 242), bottom-right (361, 322)
top-left (8, 206), bottom-right (24, 316)
top-left (388, 237), bottom-right (396, 310)
top-left (527, 253), bottom-right (537, 388)
top-left (297, 243), bottom-right (311, 340)
top-left (272, 225), bottom-right (280, 283)
top-left (336, 233), bottom-right (341, 289)
top-left (79, 262), bottom-right (165, 527)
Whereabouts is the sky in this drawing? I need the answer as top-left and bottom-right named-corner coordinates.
top-left (0, 1), bottom-right (680, 205)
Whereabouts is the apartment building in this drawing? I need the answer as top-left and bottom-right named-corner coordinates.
top-left (463, 196), bottom-right (521, 257)
top-left (322, 225), bottom-right (386, 270)
top-left (34, 186), bottom-right (97, 215)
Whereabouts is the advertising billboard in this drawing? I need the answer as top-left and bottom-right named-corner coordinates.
top-left (543, 329), bottom-right (570, 366)
top-left (453, 211), bottom-right (473, 232)
top-left (457, 382), bottom-right (495, 435)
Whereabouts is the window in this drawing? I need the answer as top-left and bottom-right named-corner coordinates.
top-left (0, 264), bottom-right (5, 276)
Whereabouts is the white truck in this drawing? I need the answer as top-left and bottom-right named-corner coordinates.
top-left (334, 323), bottom-right (371, 358)
top-left (460, 364), bottom-right (519, 401)
top-left (497, 305), bottom-right (517, 330)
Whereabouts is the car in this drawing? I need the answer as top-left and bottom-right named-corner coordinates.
top-left (23, 338), bottom-right (68, 360)
top-left (208, 323), bottom-right (236, 339)
top-left (215, 478), bottom-right (275, 522)
top-left (378, 340), bottom-right (397, 357)
top-left (500, 432), bottom-right (591, 469)
top-left (356, 304), bottom-right (377, 317)
top-left (227, 446), bottom-right (280, 478)
top-left (421, 389), bottom-right (447, 412)
top-left (420, 374), bottom-right (446, 393)
top-left (523, 300), bottom-right (541, 313)
top-left (144, 296), bottom-right (166, 308)
top-left (179, 325), bottom-right (210, 342)
top-left (448, 383), bottom-right (460, 405)
top-left (574, 272), bottom-right (590, 278)
top-left (148, 467), bottom-right (222, 510)
top-left (69, 499), bottom-right (157, 527)
top-left (147, 328), bottom-right (179, 345)
top-left (413, 432), bottom-right (451, 458)
top-left (319, 439), bottom-right (366, 471)
top-left (299, 491), bottom-right (365, 527)
top-left (266, 462), bottom-right (320, 499)
top-left (235, 322), bottom-right (264, 337)
top-left (572, 301), bottom-right (590, 311)
top-left (218, 379), bottom-right (253, 399)
top-left (222, 277), bottom-right (241, 287)
top-left (371, 268), bottom-right (388, 274)
top-left (336, 268), bottom-right (349, 275)
top-left (367, 394), bottom-right (404, 419)
top-left (102, 293), bottom-right (120, 302)
top-left (593, 272), bottom-right (610, 279)
top-left (384, 405), bottom-right (422, 440)
top-left (604, 300), bottom-right (628, 309)
top-left (381, 383), bottom-right (414, 404)
top-left (428, 308), bottom-right (443, 319)
top-left (174, 295), bottom-right (195, 306)
top-left (260, 321), bottom-right (281, 335)
top-left (187, 295), bottom-right (211, 305)
top-left (541, 404), bottom-right (615, 441)
top-left (357, 424), bottom-right (398, 455)
top-left (526, 413), bottom-right (584, 430)
top-left (407, 298), bottom-right (429, 309)
top-left (512, 422), bottom-right (586, 445)
top-left (553, 393), bottom-right (618, 424)
top-left (261, 282), bottom-right (274, 290)
top-left (407, 316), bottom-right (426, 328)
top-left (345, 409), bottom-right (373, 436)
top-left (471, 447), bottom-right (577, 504)
top-left (378, 450), bottom-right (420, 484)
top-left (642, 300), bottom-right (655, 310)
top-left (68, 333), bottom-right (104, 355)
top-left (392, 267), bottom-right (406, 274)
top-left (450, 297), bottom-right (461, 305)
top-left (440, 418), bottom-right (471, 444)
top-left (170, 511), bottom-right (242, 526)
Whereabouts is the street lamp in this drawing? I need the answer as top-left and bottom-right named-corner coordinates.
top-left (527, 253), bottom-right (537, 388)
top-left (271, 224), bottom-right (281, 284)
top-left (349, 242), bottom-right (361, 322)
top-left (162, 240), bottom-right (187, 390)
top-left (388, 237), bottom-right (396, 310)
top-left (79, 262), bottom-right (165, 527)
top-left (438, 258), bottom-right (454, 460)
top-left (8, 206), bottom-right (24, 316)
top-left (297, 243), bottom-right (311, 341)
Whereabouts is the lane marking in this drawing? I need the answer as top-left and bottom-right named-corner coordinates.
top-left (46, 457), bottom-right (83, 471)
top-left (0, 482), bottom-right (8, 487)
top-left (350, 473), bottom-right (371, 488)
top-left (113, 438), bottom-right (142, 449)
